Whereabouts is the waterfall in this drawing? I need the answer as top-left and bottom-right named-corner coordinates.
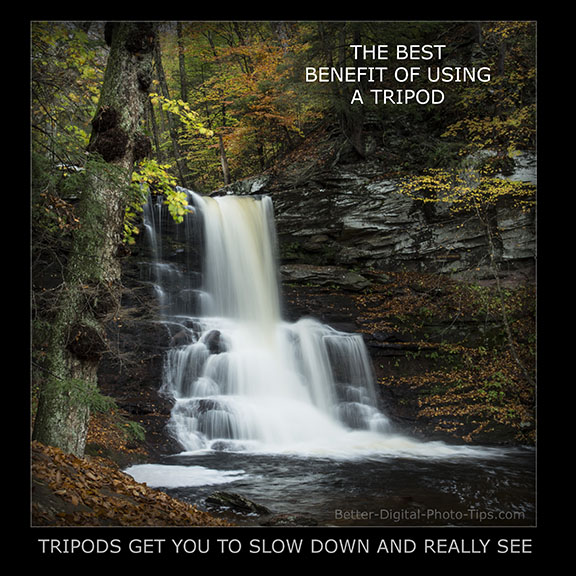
top-left (143, 189), bottom-right (397, 456)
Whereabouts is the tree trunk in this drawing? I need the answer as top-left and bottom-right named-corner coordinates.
top-left (317, 22), bottom-right (365, 158)
top-left (147, 97), bottom-right (164, 161)
top-left (153, 36), bottom-right (190, 188)
top-left (218, 134), bottom-right (231, 185)
top-left (177, 22), bottom-right (188, 102)
top-left (33, 22), bottom-right (157, 457)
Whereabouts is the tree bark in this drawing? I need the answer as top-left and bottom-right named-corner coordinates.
top-left (33, 22), bottom-right (157, 456)
top-left (317, 22), bottom-right (365, 158)
top-left (153, 35), bottom-right (190, 188)
top-left (177, 22), bottom-right (188, 102)
top-left (218, 133), bottom-right (231, 185)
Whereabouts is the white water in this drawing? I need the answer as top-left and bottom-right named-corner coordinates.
top-left (141, 189), bottom-right (490, 461)
top-left (124, 463), bottom-right (249, 488)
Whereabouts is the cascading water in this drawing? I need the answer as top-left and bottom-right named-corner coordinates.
top-left (146, 189), bottom-right (393, 455)
top-left (126, 187), bottom-right (535, 526)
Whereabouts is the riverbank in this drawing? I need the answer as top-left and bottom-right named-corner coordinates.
top-left (31, 440), bottom-right (232, 526)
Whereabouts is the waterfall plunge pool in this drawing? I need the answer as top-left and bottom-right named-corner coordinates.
top-left (126, 445), bottom-right (535, 527)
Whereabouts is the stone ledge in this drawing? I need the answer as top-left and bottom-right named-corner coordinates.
top-left (280, 263), bottom-right (372, 291)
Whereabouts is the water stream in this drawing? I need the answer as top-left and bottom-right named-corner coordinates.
top-left (126, 189), bottom-right (535, 526)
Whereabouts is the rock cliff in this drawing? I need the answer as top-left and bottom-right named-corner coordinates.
top-left (225, 148), bottom-right (535, 284)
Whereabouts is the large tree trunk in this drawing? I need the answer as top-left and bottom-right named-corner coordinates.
top-left (33, 22), bottom-right (157, 456)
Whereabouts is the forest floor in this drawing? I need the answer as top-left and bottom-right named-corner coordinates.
top-left (31, 418), bottom-right (233, 527)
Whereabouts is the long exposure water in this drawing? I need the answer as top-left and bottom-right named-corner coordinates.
top-left (126, 447), bottom-right (535, 526)
top-left (126, 189), bottom-right (535, 526)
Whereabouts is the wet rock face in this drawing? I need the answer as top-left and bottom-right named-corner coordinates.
top-left (280, 263), bottom-right (372, 292)
top-left (261, 155), bottom-right (535, 281)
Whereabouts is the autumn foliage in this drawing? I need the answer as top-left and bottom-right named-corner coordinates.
top-left (32, 441), bottom-right (231, 526)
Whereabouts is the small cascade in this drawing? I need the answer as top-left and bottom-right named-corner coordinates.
top-left (143, 189), bottom-right (394, 455)
top-left (141, 193), bottom-right (203, 317)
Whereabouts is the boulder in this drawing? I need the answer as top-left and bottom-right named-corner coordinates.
top-left (260, 513), bottom-right (319, 526)
top-left (203, 329), bottom-right (226, 354)
top-left (205, 491), bottom-right (271, 516)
